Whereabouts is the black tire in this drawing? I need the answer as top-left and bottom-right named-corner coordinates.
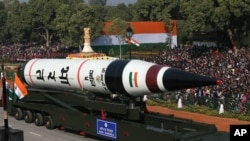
top-left (34, 113), bottom-right (44, 126)
top-left (24, 110), bottom-right (33, 123)
top-left (45, 116), bottom-right (55, 129)
top-left (14, 108), bottom-right (23, 120)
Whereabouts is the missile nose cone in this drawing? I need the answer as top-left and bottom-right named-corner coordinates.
top-left (162, 68), bottom-right (218, 91)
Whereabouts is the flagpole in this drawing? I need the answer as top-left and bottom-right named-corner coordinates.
top-left (1, 63), bottom-right (9, 141)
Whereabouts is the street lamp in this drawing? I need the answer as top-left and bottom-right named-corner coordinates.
top-left (126, 27), bottom-right (133, 59)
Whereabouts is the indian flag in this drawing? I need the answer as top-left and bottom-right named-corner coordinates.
top-left (129, 72), bottom-right (138, 87)
top-left (126, 38), bottom-right (140, 47)
top-left (14, 74), bottom-right (28, 99)
top-left (92, 22), bottom-right (170, 46)
top-left (130, 39), bottom-right (140, 47)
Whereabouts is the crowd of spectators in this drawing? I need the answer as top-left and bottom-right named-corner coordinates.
top-left (141, 45), bottom-right (250, 114)
top-left (0, 43), bottom-right (68, 63)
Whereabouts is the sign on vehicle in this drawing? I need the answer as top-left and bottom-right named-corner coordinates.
top-left (97, 119), bottom-right (117, 139)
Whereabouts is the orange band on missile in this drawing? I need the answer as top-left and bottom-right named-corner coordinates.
top-left (28, 59), bottom-right (39, 86)
top-left (77, 59), bottom-right (89, 89)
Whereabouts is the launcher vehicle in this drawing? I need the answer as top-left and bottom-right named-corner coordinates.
top-left (7, 58), bottom-right (229, 141)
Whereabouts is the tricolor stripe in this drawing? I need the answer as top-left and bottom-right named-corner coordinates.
top-left (103, 22), bottom-right (169, 34)
top-left (92, 21), bottom-right (170, 46)
top-left (129, 72), bottom-right (138, 87)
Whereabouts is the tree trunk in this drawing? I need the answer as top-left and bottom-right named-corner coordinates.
top-left (45, 28), bottom-right (50, 47)
top-left (38, 27), bottom-right (52, 47)
top-left (227, 29), bottom-right (238, 53)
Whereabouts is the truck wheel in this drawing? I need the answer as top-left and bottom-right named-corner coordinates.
top-left (34, 113), bottom-right (44, 126)
top-left (45, 116), bottom-right (55, 129)
top-left (24, 110), bottom-right (34, 123)
top-left (15, 108), bottom-right (24, 120)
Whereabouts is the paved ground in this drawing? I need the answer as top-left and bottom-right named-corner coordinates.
top-left (0, 114), bottom-right (99, 141)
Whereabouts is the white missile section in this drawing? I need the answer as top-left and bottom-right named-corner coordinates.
top-left (157, 67), bottom-right (169, 92)
top-left (80, 59), bottom-right (112, 93)
top-left (24, 59), bottom-right (111, 94)
top-left (122, 60), bottom-right (153, 96)
top-left (23, 58), bottom-right (219, 97)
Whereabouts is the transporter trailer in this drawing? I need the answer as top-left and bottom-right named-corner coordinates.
top-left (7, 88), bottom-right (229, 141)
top-left (7, 58), bottom-right (229, 141)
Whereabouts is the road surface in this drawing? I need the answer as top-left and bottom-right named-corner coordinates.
top-left (0, 111), bottom-right (102, 141)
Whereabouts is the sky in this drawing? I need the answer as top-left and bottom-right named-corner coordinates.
top-left (106, 0), bottom-right (137, 5)
top-left (18, 0), bottom-right (137, 5)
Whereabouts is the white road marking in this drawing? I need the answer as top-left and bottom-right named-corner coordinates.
top-left (29, 131), bottom-right (42, 137)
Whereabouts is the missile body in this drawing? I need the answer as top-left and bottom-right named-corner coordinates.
top-left (23, 59), bottom-right (219, 97)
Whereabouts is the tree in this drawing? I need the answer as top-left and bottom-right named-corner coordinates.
top-left (180, 0), bottom-right (250, 49)
top-left (89, 0), bottom-right (107, 40)
top-left (2, 0), bottom-right (19, 10)
top-left (55, 2), bottom-right (102, 46)
top-left (134, 0), bottom-right (178, 24)
top-left (2, 0), bottom-right (104, 46)
top-left (0, 2), bottom-right (7, 42)
top-left (88, 0), bottom-right (107, 6)
top-left (106, 18), bottom-right (130, 59)
top-left (5, 1), bottom-right (34, 43)
top-left (104, 4), bottom-right (133, 21)
top-left (27, 0), bottom-right (58, 46)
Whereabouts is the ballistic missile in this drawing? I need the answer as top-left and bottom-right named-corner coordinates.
top-left (22, 58), bottom-right (220, 97)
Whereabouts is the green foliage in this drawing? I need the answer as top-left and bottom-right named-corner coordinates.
top-left (134, 0), bottom-right (178, 24)
top-left (55, 2), bottom-right (97, 46)
top-left (88, 0), bottom-right (107, 6)
top-left (0, 2), bottom-right (7, 41)
top-left (180, 0), bottom-right (250, 48)
top-left (5, 2), bottom-right (34, 43)
top-left (1, 0), bottom-right (103, 46)
top-left (104, 4), bottom-right (133, 21)
top-left (0, 0), bottom-right (250, 49)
